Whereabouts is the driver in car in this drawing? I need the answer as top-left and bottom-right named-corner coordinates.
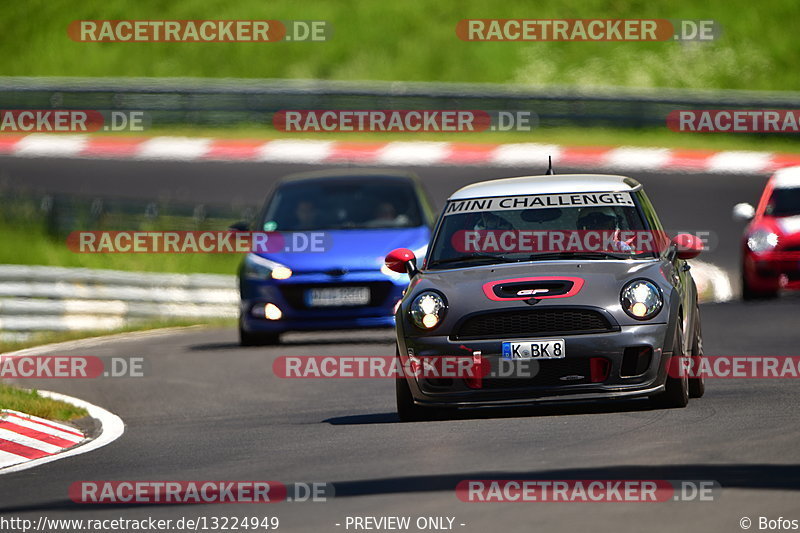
top-left (576, 207), bottom-right (635, 253)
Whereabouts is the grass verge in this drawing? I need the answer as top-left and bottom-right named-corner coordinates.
top-left (0, 317), bottom-right (235, 354)
top-left (2, 0), bottom-right (798, 92)
top-left (0, 222), bottom-right (242, 275)
top-left (0, 385), bottom-right (88, 421)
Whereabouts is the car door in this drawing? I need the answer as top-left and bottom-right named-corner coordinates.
top-left (635, 189), bottom-right (696, 349)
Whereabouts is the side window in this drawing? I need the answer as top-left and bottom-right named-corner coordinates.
top-left (635, 190), bottom-right (669, 256)
top-left (635, 190), bottom-right (664, 232)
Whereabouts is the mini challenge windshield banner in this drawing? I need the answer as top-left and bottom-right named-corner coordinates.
top-left (443, 192), bottom-right (636, 215)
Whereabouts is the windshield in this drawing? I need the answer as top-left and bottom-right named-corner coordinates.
top-left (427, 192), bottom-right (655, 269)
top-left (766, 187), bottom-right (800, 217)
top-left (261, 178), bottom-right (423, 230)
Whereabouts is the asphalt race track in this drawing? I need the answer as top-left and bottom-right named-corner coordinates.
top-left (1, 157), bottom-right (797, 532)
top-left (0, 156), bottom-right (768, 275)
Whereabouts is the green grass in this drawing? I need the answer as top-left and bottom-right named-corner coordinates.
top-left (0, 221), bottom-right (243, 274)
top-left (2, 0), bottom-right (799, 91)
top-left (0, 318), bottom-right (235, 354)
top-left (0, 384), bottom-right (88, 421)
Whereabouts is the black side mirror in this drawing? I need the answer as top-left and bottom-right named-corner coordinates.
top-left (228, 221), bottom-right (250, 231)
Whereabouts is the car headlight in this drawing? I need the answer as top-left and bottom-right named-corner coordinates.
top-left (242, 253), bottom-right (292, 280)
top-left (747, 230), bottom-right (779, 253)
top-left (409, 291), bottom-right (446, 329)
top-left (620, 279), bottom-right (662, 320)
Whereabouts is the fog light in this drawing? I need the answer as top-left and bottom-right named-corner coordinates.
top-left (630, 302), bottom-right (648, 317)
top-left (421, 314), bottom-right (438, 328)
top-left (264, 303), bottom-right (282, 320)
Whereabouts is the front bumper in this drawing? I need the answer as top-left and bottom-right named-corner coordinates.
top-left (240, 271), bottom-right (405, 334)
top-left (745, 249), bottom-right (800, 290)
top-left (399, 323), bottom-right (671, 407)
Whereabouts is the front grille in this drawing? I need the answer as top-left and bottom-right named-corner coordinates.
top-left (451, 308), bottom-right (616, 340)
top-left (483, 359), bottom-right (592, 389)
top-left (280, 281), bottom-right (394, 310)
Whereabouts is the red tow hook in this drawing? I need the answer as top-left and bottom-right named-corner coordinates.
top-left (590, 357), bottom-right (611, 383)
top-left (465, 351), bottom-right (490, 389)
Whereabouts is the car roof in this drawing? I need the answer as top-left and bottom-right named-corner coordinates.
top-left (448, 174), bottom-right (642, 200)
top-left (772, 166), bottom-right (800, 189)
top-left (279, 168), bottom-right (419, 185)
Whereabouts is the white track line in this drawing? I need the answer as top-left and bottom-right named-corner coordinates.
top-left (257, 139), bottom-right (333, 163)
top-left (14, 134), bottom-right (88, 158)
top-left (376, 142), bottom-right (451, 166)
top-left (135, 137), bottom-right (212, 160)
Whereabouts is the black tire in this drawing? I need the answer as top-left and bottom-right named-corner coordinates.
top-left (742, 274), bottom-right (778, 301)
top-left (239, 327), bottom-right (280, 346)
top-left (396, 377), bottom-right (435, 422)
top-left (395, 345), bottom-right (452, 422)
top-left (651, 323), bottom-right (689, 409)
top-left (689, 308), bottom-right (705, 399)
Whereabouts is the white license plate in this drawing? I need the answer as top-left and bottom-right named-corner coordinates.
top-left (306, 287), bottom-right (370, 307)
top-left (502, 339), bottom-right (566, 360)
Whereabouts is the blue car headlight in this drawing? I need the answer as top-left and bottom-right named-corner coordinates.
top-left (243, 253), bottom-right (292, 281)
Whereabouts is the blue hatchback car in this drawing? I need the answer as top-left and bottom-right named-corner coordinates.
top-left (237, 169), bottom-right (435, 345)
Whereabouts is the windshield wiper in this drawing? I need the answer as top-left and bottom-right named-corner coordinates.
top-left (526, 251), bottom-right (636, 261)
top-left (429, 253), bottom-right (518, 268)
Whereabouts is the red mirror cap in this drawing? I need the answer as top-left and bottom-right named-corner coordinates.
top-left (672, 233), bottom-right (703, 260)
top-left (385, 248), bottom-right (416, 273)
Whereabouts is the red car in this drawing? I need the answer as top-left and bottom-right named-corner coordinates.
top-left (735, 166), bottom-right (800, 299)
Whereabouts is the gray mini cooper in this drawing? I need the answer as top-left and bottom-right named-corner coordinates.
top-left (385, 174), bottom-right (706, 421)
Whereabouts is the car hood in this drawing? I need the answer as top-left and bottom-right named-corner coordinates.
top-left (410, 259), bottom-right (674, 326)
top-left (774, 215), bottom-right (800, 236)
top-left (257, 227), bottom-right (430, 273)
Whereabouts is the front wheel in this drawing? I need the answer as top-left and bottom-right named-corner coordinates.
top-left (395, 345), bottom-right (452, 422)
top-left (239, 327), bottom-right (280, 346)
top-left (689, 308), bottom-right (705, 399)
top-left (651, 324), bottom-right (689, 409)
top-left (396, 377), bottom-right (447, 422)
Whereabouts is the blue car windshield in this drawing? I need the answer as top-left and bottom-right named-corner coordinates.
top-left (262, 179), bottom-right (423, 231)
